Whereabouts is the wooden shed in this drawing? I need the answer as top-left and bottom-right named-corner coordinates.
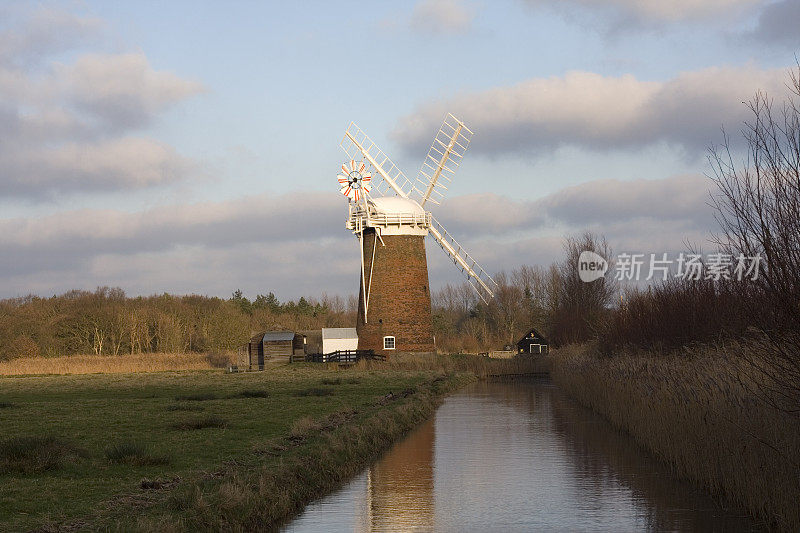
top-left (246, 331), bottom-right (305, 369)
top-left (517, 328), bottom-right (549, 355)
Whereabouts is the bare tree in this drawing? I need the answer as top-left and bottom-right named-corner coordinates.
top-left (512, 264), bottom-right (550, 329)
top-left (550, 232), bottom-right (618, 346)
top-left (708, 65), bottom-right (800, 415)
top-left (487, 271), bottom-right (524, 346)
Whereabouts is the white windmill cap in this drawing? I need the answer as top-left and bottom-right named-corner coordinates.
top-left (369, 196), bottom-right (425, 215)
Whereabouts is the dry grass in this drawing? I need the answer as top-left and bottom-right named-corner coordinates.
top-left (354, 352), bottom-right (551, 377)
top-left (0, 353), bottom-right (224, 376)
top-left (294, 387), bottom-right (333, 397)
top-left (552, 343), bottom-right (800, 531)
top-left (0, 352), bottom-right (546, 378)
top-left (289, 416), bottom-right (322, 440)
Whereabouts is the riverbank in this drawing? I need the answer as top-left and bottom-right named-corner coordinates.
top-left (0, 365), bottom-right (466, 531)
top-left (119, 370), bottom-right (476, 531)
top-left (551, 344), bottom-right (800, 531)
top-left (1, 355), bottom-right (544, 531)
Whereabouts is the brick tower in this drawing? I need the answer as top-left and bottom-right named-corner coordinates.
top-left (356, 228), bottom-right (434, 355)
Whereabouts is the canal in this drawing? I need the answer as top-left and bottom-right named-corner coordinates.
top-left (286, 379), bottom-right (762, 532)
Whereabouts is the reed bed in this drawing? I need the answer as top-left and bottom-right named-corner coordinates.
top-left (552, 344), bottom-right (800, 531)
top-left (0, 352), bottom-right (227, 376)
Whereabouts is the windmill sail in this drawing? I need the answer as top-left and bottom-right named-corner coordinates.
top-left (338, 114), bottom-right (497, 307)
top-left (429, 215), bottom-right (497, 303)
top-left (416, 113), bottom-right (473, 206)
top-left (341, 122), bottom-right (417, 199)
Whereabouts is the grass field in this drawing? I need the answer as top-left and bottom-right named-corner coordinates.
top-left (0, 363), bottom-right (466, 531)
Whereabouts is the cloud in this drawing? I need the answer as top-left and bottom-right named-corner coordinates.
top-left (432, 174), bottom-right (715, 235)
top-left (426, 233), bottom-right (564, 288)
top-left (0, 6), bottom-right (103, 66)
top-left (2, 240), bottom-right (361, 302)
top-left (410, 0), bottom-right (474, 34)
top-left (523, 0), bottom-right (761, 23)
top-left (542, 174), bottom-right (713, 227)
top-left (393, 65), bottom-right (787, 157)
top-left (0, 174), bottom-right (717, 299)
top-left (540, 174), bottom-right (716, 252)
top-left (0, 192), bottom-right (342, 253)
top-left (429, 174), bottom-right (715, 270)
top-left (434, 193), bottom-right (545, 235)
top-left (0, 10), bottom-right (203, 200)
top-left (1, 138), bottom-right (195, 196)
top-left (746, 0), bottom-right (800, 48)
top-left (60, 53), bottom-right (203, 130)
top-left (0, 191), bottom-right (356, 299)
top-left (84, 239), bottom-right (360, 301)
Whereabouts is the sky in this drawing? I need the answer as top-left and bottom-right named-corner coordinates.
top-left (1, 0), bottom-right (798, 301)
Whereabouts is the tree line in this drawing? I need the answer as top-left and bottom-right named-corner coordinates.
top-left (0, 269), bottom-right (568, 360)
top-left (0, 289), bottom-right (357, 360)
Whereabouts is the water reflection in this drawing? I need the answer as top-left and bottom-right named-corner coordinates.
top-left (547, 391), bottom-right (761, 531)
top-left (365, 413), bottom-right (435, 531)
top-left (286, 379), bottom-right (763, 532)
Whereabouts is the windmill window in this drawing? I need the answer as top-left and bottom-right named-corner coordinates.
top-left (383, 336), bottom-right (396, 350)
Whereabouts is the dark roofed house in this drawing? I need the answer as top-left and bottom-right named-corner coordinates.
top-left (517, 328), bottom-right (549, 355)
top-left (243, 331), bottom-right (306, 370)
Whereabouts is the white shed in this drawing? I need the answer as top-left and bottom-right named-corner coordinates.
top-left (322, 327), bottom-right (358, 355)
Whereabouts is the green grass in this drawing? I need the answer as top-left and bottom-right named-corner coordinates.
top-left (230, 388), bottom-right (269, 398)
top-left (166, 404), bottom-right (205, 412)
top-left (169, 415), bottom-right (228, 431)
top-left (0, 436), bottom-right (86, 475)
top-left (173, 392), bottom-right (217, 401)
top-left (0, 364), bottom-right (440, 531)
top-left (104, 441), bottom-right (171, 466)
top-left (294, 386), bottom-right (334, 397)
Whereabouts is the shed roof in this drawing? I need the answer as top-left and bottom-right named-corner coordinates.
top-left (261, 331), bottom-right (297, 342)
top-left (322, 327), bottom-right (358, 340)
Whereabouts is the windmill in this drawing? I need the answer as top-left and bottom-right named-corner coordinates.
top-left (336, 113), bottom-right (497, 355)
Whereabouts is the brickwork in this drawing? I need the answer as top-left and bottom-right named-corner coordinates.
top-left (356, 229), bottom-right (435, 355)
